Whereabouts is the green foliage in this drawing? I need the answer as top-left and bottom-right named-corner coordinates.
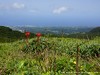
top-left (22, 38), bottom-right (53, 53)
top-left (0, 37), bottom-right (100, 75)
top-left (80, 43), bottom-right (100, 58)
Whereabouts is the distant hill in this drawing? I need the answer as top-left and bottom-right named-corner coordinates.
top-left (89, 27), bottom-right (100, 33)
top-left (65, 27), bottom-right (100, 39)
top-left (0, 26), bottom-right (24, 38)
top-left (0, 26), bottom-right (35, 42)
top-left (86, 27), bottom-right (100, 39)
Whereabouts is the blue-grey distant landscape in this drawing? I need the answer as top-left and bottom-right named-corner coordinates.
top-left (0, 0), bottom-right (100, 27)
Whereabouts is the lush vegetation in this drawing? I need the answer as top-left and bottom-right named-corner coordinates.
top-left (0, 26), bottom-right (100, 75)
top-left (0, 37), bottom-right (100, 75)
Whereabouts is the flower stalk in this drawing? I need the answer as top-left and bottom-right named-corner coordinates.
top-left (25, 32), bottom-right (30, 46)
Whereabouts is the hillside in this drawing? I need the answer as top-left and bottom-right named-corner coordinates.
top-left (65, 27), bottom-right (100, 39)
top-left (0, 26), bottom-right (24, 42)
top-left (0, 26), bottom-right (35, 42)
top-left (89, 27), bottom-right (100, 33)
top-left (87, 27), bottom-right (100, 39)
top-left (0, 26), bottom-right (24, 37)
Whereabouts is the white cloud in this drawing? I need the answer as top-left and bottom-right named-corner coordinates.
top-left (12, 3), bottom-right (25, 9)
top-left (53, 6), bottom-right (69, 14)
top-left (0, 3), bottom-right (25, 10)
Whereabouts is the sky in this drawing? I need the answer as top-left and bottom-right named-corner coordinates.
top-left (0, 0), bottom-right (100, 27)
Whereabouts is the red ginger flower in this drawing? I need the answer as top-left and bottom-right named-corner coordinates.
top-left (36, 32), bottom-right (42, 37)
top-left (25, 32), bottom-right (30, 38)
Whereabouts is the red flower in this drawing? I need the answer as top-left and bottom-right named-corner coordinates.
top-left (36, 33), bottom-right (42, 37)
top-left (36, 33), bottom-right (42, 42)
top-left (25, 32), bottom-right (30, 38)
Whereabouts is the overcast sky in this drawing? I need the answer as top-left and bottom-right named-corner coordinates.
top-left (0, 0), bottom-right (100, 27)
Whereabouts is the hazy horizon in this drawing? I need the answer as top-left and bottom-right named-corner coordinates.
top-left (0, 0), bottom-right (100, 27)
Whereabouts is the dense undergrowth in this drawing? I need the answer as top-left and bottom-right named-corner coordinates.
top-left (0, 37), bottom-right (100, 75)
